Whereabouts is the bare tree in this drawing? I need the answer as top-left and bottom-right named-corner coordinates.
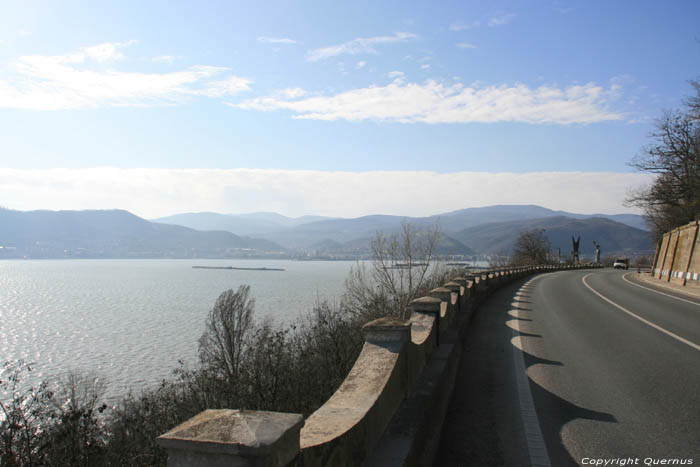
top-left (41, 371), bottom-right (108, 467)
top-left (626, 79), bottom-right (700, 239)
top-left (0, 361), bottom-right (45, 467)
top-left (198, 286), bottom-right (255, 381)
top-left (344, 222), bottom-right (441, 320)
top-left (511, 229), bottom-right (551, 266)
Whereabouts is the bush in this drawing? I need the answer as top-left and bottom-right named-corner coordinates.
top-left (0, 362), bottom-right (109, 467)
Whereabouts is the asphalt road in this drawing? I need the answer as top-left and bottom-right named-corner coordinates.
top-left (435, 269), bottom-right (700, 466)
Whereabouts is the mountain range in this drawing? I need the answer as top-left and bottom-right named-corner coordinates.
top-left (153, 205), bottom-right (652, 257)
top-left (0, 208), bottom-right (284, 259)
top-left (0, 205), bottom-right (652, 259)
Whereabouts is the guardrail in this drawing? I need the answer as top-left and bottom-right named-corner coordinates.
top-left (157, 264), bottom-right (599, 466)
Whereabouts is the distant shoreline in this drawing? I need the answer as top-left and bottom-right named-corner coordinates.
top-left (192, 265), bottom-right (285, 271)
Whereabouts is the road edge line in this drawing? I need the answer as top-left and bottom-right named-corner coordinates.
top-left (582, 273), bottom-right (700, 352)
top-left (622, 273), bottom-right (700, 308)
top-left (512, 278), bottom-right (552, 467)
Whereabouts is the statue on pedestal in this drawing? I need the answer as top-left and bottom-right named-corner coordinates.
top-left (572, 236), bottom-right (581, 264)
top-left (593, 241), bottom-right (601, 264)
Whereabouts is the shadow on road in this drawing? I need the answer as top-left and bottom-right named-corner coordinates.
top-left (434, 276), bottom-right (617, 467)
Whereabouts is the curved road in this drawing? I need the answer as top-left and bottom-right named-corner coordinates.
top-left (435, 269), bottom-right (700, 466)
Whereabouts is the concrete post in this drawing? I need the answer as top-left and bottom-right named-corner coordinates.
top-left (362, 316), bottom-right (412, 345)
top-left (429, 286), bottom-right (453, 305)
top-left (410, 296), bottom-right (442, 346)
top-left (449, 277), bottom-right (470, 309)
top-left (429, 287), bottom-right (454, 330)
top-left (157, 409), bottom-right (304, 467)
top-left (442, 281), bottom-right (462, 302)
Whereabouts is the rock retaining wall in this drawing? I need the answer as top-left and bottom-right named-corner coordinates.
top-left (653, 220), bottom-right (700, 287)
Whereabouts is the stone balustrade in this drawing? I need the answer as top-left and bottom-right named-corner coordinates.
top-left (157, 264), bottom-right (598, 466)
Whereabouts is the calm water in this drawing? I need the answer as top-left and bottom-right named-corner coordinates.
top-left (0, 259), bottom-right (356, 402)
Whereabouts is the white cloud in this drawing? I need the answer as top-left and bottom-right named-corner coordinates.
top-left (80, 40), bottom-right (137, 62)
top-left (456, 42), bottom-right (477, 49)
top-left (278, 87), bottom-right (307, 99)
top-left (449, 21), bottom-right (480, 31)
top-left (152, 55), bottom-right (176, 64)
top-left (232, 79), bottom-right (623, 125)
top-left (0, 168), bottom-right (650, 219)
top-left (387, 70), bottom-right (405, 79)
top-left (200, 75), bottom-right (253, 97)
top-left (307, 32), bottom-right (417, 62)
top-left (257, 36), bottom-right (297, 45)
top-left (420, 64), bottom-right (431, 70)
top-left (355, 60), bottom-right (367, 70)
top-left (488, 13), bottom-right (516, 27)
top-left (0, 42), bottom-right (252, 110)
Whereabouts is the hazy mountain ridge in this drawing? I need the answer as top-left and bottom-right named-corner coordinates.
top-left (0, 208), bottom-right (285, 259)
top-left (429, 205), bottom-right (649, 231)
top-left (453, 216), bottom-right (652, 256)
top-left (251, 206), bottom-right (648, 253)
top-left (156, 206), bottom-right (647, 251)
top-left (152, 212), bottom-right (336, 236)
top-left (1, 206), bottom-right (651, 259)
top-left (308, 233), bottom-right (473, 256)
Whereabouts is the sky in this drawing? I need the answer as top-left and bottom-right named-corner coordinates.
top-left (1, 0), bottom-right (698, 218)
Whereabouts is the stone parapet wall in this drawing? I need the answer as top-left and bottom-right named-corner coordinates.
top-left (652, 221), bottom-right (700, 286)
top-left (157, 264), bottom-right (599, 466)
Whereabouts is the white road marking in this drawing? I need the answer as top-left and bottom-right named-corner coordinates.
top-left (511, 279), bottom-right (552, 467)
top-left (622, 272), bottom-right (700, 308)
top-left (583, 274), bottom-right (700, 352)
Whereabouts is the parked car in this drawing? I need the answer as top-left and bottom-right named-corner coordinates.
top-left (613, 257), bottom-right (629, 269)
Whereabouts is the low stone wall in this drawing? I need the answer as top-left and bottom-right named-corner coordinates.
top-left (157, 264), bottom-right (597, 466)
top-left (653, 220), bottom-right (700, 287)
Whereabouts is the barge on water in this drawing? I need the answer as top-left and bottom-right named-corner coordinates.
top-left (192, 266), bottom-right (285, 271)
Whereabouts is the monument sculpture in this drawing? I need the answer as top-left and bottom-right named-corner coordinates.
top-left (572, 236), bottom-right (581, 264)
top-left (592, 241), bottom-right (601, 264)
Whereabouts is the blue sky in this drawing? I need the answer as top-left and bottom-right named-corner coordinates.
top-left (0, 1), bottom-right (698, 217)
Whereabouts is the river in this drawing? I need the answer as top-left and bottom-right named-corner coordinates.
top-left (0, 259), bottom-right (357, 401)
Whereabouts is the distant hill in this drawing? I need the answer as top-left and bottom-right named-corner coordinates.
top-left (307, 232), bottom-right (473, 256)
top-left (3, 205), bottom-right (648, 259)
top-left (0, 208), bottom-right (285, 259)
top-left (452, 216), bottom-right (653, 257)
top-left (429, 205), bottom-right (648, 232)
top-left (258, 214), bottom-right (424, 249)
top-left (154, 205), bottom-right (647, 255)
top-left (250, 206), bottom-right (645, 252)
top-left (152, 212), bottom-right (335, 236)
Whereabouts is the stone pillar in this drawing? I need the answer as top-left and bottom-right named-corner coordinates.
top-left (157, 409), bottom-right (304, 467)
top-left (362, 316), bottom-right (412, 346)
top-left (430, 286), bottom-right (455, 328)
top-left (442, 281), bottom-right (462, 315)
top-left (450, 277), bottom-right (471, 308)
top-left (429, 286), bottom-right (453, 305)
top-left (410, 296), bottom-right (442, 346)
